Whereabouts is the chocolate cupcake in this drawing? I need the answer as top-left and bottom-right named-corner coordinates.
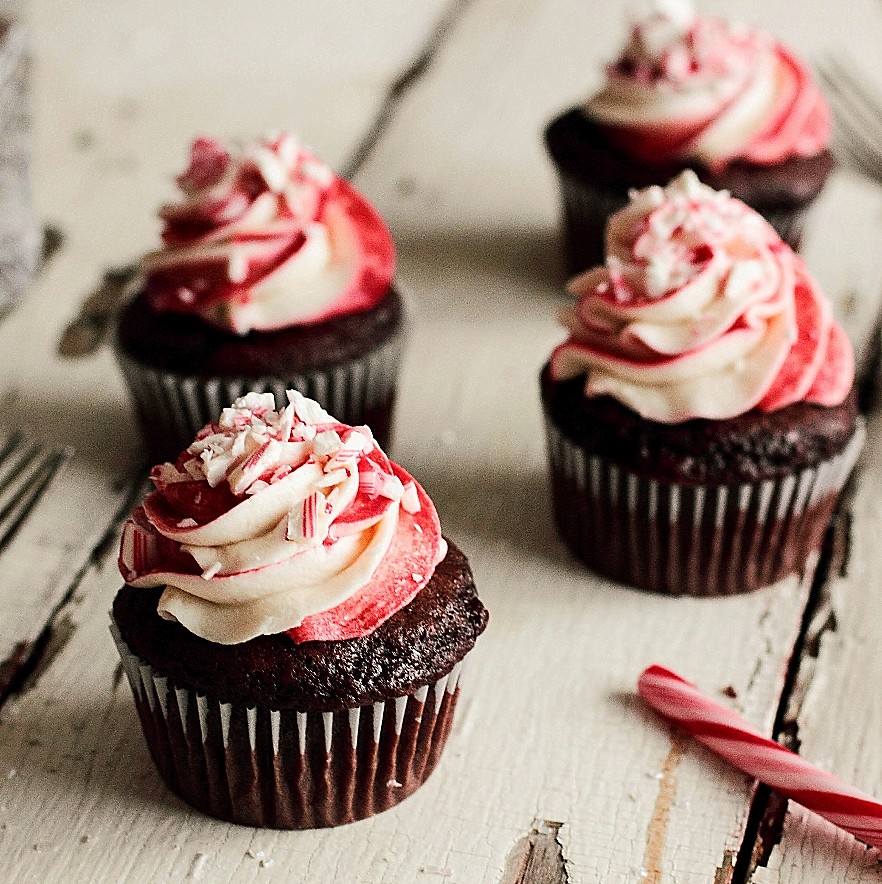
top-left (115, 134), bottom-right (403, 462)
top-left (544, 0), bottom-right (834, 273)
top-left (541, 171), bottom-right (862, 596)
top-left (111, 390), bottom-right (487, 828)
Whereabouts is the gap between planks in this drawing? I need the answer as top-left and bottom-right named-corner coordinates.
top-left (727, 315), bottom-right (882, 883)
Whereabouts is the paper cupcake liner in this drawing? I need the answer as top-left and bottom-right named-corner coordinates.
top-left (555, 171), bottom-right (627, 275)
top-left (554, 171), bottom-right (811, 275)
top-left (110, 621), bottom-right (466, 829)
top-left (544, 417), bottom-right (864, 596)
top-left (116, 331), bottom-right (403, 462)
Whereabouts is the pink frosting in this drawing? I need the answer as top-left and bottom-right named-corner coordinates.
top-left (586, 1), bottom-right (830, 169)
top-left (118, 391), bottom-right (445, 645)
top-left (142, 134), bottom-right (396, 335)
top-left (550, 172), bottom-right (853, 423)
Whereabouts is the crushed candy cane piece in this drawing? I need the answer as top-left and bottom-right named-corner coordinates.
top-left (176, 518), bottom-right (198, 528)
top-left (313, 430), bottom-right (342, 457)
top-left (301, 492), bottom-right (319, 539)
top-left (268, 464), bottom-right (293, 483)
top-left (228, 438), bottom-right (281, 495)
top-left (379, 473), bottom-right (405, 500)
top-left (401, 481), bottom-right (420, 514)
top-left (289, 389), bottom-right (331, 424)
top-left (201, 562), bottom-right (222, 580)
top-left (315, 468), bottom-right (349, 488)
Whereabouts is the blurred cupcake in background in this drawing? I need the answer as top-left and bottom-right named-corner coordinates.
top-left (541, 171), bottom-right (862, 596)
top-left (115, 133), bottom-right (403, 462)
top-left (545, 0), bottom-right (833, 273)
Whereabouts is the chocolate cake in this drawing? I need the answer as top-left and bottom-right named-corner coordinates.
top-left (110, 390), bottom-right (488, 828)
top-left (543, 4), bottom-right (836, 275)
top-left (542, 369), bottom-right (862, 595)
top-left (545, 110), bottom-right (835, 272)
top-left (113, 133), bottom-right (405, 462)
top-left (541, 368), bottom-right (858, 486)
top-left (113, 540), bottom-right (485, 712)
top-left (115, 286), bottom-right (403, 459)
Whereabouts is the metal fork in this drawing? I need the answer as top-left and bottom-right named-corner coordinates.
top-left (0, 432), bottom-right (73, 555)
top-left (818, 55), bottom-right (882, 183)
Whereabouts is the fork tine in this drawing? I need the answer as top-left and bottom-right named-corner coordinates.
top-left (834, 135), bottom-right (882, 182)
top-left (818, 55), bottom-right (882, 178)
top-left (828, 93), bottom-right (882, 161)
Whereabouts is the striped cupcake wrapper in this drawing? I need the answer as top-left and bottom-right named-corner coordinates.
top-left (556, 171), bottom-right (628, 275)
top-left (116, 331), bottom-right (403, 462)
top-left (109, 621), bottom-right (466, 829)
top-left (554, 171), bottom-right (811, 276)
top-left (544, 417), bottom-right (865, 596)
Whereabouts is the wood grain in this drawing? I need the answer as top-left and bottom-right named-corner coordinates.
top-left (0, 0), bottom-right (881, 881)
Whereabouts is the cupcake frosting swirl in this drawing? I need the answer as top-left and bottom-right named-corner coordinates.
top-left (142, 133), bottom-right (395, 335)
top-left (586, 0), bottom-right (830, 168)
top-left (119, 391), bottom-right (445, 645)
top-left (550, 171), bottom-right (853, 422)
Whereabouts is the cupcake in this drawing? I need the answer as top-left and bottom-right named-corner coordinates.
top-left (115, 133), bottom-right (403, 462)
top-left (541, 171), bottom-right (862, 596)
top-left (544, 0), bottom-right (834, 273)
top-left (111, 390), bottom-right (487, 828)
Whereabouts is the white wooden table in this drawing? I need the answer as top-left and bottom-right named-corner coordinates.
top-left (2, 1), bottom-right (882, 881)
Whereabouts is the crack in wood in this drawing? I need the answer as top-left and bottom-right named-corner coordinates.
top-left (341, 0), bottom-right (475, 180)
top-left (641, 732), bottom-right (686, 883)
top-left (39, 224), bottom-right (64, 269)
top-left (0, 438), bottom-right (74, 558)
top-left (0, 640), bottom-right (30, 698)
top-left (729, 506), bottom-right (849, 882)
top-left (500, 818), bottom-right (568, 884)
top-left (724, 270), bottom-right (882, 882)
top-left (57, 264), bottom-right (136, 359)
top-left (714, 850), bottom-right (737, 884)
top-left (0, 473), bottom-right (141, 708)
top-left (14, 613), bottom-right (77, 698)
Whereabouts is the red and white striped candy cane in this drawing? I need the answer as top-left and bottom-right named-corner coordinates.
top-left (638, 664), bottom-right (882, 851)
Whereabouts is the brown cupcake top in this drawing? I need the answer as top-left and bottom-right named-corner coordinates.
top-left (113, 539), bottom-right (487, 712)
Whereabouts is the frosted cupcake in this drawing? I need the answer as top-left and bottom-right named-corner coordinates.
top-left (115, 133), bottom-right (402, 461)
top-left (541, 171), bottom-right (862, 596)
top-left (111, 390), bottom-right (487, 828)
top-left (545, 0), bottom-right (834, 272)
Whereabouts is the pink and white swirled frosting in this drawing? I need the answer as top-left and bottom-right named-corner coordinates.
top-left (142, 133), bottom-right (395, 335)
top-left (550, 171), bottom-right (853, 423)
top-left (118, 391), bottom-right (445, 645)
top-left (586, 0), bottom-right (830, 168)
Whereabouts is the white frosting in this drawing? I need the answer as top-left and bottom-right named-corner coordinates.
top-left (120, 391), bottom-right (440, 644)
top-left (551, 172), bottom-right (798, 422)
